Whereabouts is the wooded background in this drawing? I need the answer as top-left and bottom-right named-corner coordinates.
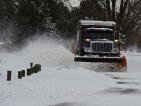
top-left (0, 0), bottom-right (141, 51)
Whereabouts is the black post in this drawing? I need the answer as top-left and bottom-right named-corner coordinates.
top-left (18, 71), bottom-right (22, 79)
top-left (30, 67), bottom-right (34, 74)
top-left (21, 70), bottom-right (25, 77)
top-left (31, 67), bottom-right (34, 74)
top-left (27, 68), bottom-right (31, 76)
top-left (30, 62), bottom-right (33, 68)
top-left (7, 71), bottom-right (11, 81)
top-left (38, 64), bottom-right (41, 71)
top-left (34, 66), bottom-right (37, 73)
top-left (35, 64), bottom-right (41, 72)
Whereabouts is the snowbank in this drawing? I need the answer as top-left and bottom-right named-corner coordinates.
top-left (0, 67), bottom-right (115, 106)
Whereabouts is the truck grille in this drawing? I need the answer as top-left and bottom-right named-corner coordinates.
top-left (91, 42), bottom-right (112, 52)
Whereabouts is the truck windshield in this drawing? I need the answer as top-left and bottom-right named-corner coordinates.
top-left (85, 31), bottom-right (113, 40)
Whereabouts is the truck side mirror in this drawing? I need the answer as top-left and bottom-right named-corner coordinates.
top-left (121, 35), bottom-right (126, 43)
top-left (121, 35), bottom-right (126, 38)
top-left (114, 32), bottom-right (120, 44)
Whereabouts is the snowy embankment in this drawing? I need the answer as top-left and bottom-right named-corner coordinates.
top-left (0, 37), bottom-right (140, 106)
top-left (0, 67), bottom-right (115, 106)
top-left (0, 38), bottom-right (116, 106)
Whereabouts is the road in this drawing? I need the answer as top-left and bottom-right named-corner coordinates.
top-left (54, 72), bottom-right (141, 106)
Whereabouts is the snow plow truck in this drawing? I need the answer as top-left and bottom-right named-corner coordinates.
top-left (73, 20), bottom-right (127, 72)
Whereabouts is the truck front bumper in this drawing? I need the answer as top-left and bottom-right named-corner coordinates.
top-left (74, 56), bottom-right (122, 62)
top-left (84, 52), bottom-right (120, 57)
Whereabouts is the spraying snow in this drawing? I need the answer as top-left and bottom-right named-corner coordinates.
top-left (0, 36), bottom-right (99, 70)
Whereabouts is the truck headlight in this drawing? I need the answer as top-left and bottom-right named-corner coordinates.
top-left (85, 39), bottom-right (90, 42)
top-left (115, 39), bottom-right (119, 43)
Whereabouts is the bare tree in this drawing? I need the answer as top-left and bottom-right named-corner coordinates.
top-left (0, 0), bottom-right (19, 41)
top-left (76, 0), bottom-right (141, 49)
top-left (79, 0), bottom-right (141, 34)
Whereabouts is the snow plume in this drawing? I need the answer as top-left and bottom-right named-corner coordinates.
top-left (125, 45), bottom-right (141, 53)
top-left (1, 35), bottom-right (100, 70)
top-left (13, 36), bottom-right (73, 68)
top-left (19, 35), bottom-right (102, 70)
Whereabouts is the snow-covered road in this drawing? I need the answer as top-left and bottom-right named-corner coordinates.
top-left (54, 52), bottom-right (141, 106)
top-left (0, 38), bottom-right (141, 106)
top-left (58, 72), bottom-right (141, 106)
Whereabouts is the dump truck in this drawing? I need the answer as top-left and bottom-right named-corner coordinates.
top-left (73, 20), bottom-right (127, 72)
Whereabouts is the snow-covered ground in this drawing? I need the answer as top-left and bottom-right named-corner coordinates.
top-left (0, 37), bottom-right (141, 106)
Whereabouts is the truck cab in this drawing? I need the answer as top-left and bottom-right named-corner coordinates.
top-left (74, 20), bottom-right (126, 63)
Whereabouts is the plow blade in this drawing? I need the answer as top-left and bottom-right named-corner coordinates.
top-left (74, 56), bottom-right (122, 63)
